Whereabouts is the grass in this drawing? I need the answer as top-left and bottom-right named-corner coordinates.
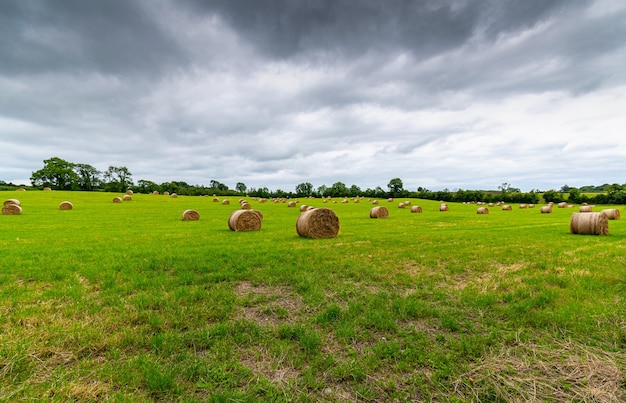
top-left (1, 191), bottom-right (624, 401)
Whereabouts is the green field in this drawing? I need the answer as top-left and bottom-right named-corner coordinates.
top-left (1, 190), bottom-right (624, 401)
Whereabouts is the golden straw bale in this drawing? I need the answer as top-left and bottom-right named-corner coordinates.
top-left (288, 201), bottom-right (297, 207)
top-left (540, 205), bottom-right (552, 214)
top-left (519, 204), bottom-right (527, 209)
top-left (152, 191), bottom-right (160, 195)
top-left (529, 204), bottom-right (535, 208)
top-left (123, 195), bottom-right (132, 201)
top-left (112, 197), bottom-right (123, 203)
top-left (43, 187), bottom-right (51, 192)
top-left (372, 200), bottom-right (379, 204)
top-left (59, 201), bottom-right (73, 210)
top-left (601, 208), bottom-right (620, 220)
top-left (213, 197), bottom-right (220, 202)
top-left (570, 212), bottom-right (608, 235)
top-left (182, 209), bottom-right (200, 221)
top-left (440, 204), bottom-right (448, 212)
top-left (398, 202), bottom-right (406, 209)
top-left (296, 208), bottom-right (340, 239)
top-left (558, 202), bottom-right (568, 208)
top-left (502, 205), bottom-right (512, 211)
top-left (171, 193), bottom-right (178, 198)
top-left (126, 190), bottom-right (133, 195)
top-left (477, 207), bottom-right (489, 214)
top-left (228, 209), bottom-right (262, 232)
top-left (222, 200), bottom-right (230, 205)
top-left (410, 206), bottom-right (422, 213)
top-left (579, 205), bottom-right (593, 212)
top-left (2, 203), bottom-right (22, 215)
top-left (299, 204), bottom-right (309, 212)
top-left (388, 198), bottom-right (394, 202)
top-left (240, 202), bottom-right (251, 210)
top-left (370, 206), bottom-right (389, 218)
top-left (3, 199), bottom-right (20, 207)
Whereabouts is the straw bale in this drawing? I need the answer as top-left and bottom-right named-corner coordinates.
top-left (519, 204), bottom-right (527, 209)
top-left (126, 190), bottom-right (133, 195)
top-left (296, 208), bottom-right (340, 239)
top-left (182, 209), bottom-right (200, 221)
top-left (112, 197), bottom-right (123, 203)
top-left (222, 200), bottom-right (230, 205)
top-left (369, 206), bottom-right (389, 218)
top-left (288, 201), bottom-right (297, 207)
top-left (1, 203), bottom-right (22, 215)
top-left (152, 191), bottom-right (160, 195)
top-left (171, 193), bottom-right (178, 198)
top-left (213, 197), bottom-right (220, 202)
top-left (228, 209), bottom-right (262, 232)
top-left (410, 206), bottom-right (422, 213)
top-left (398, 202), bottom-right (407, 209)
top-left (372, 200), bottom-right (379, 204)
top-left (59, 201), bottom-right (73, 210)
top-left (3, 199), bottom-right (20, 207)
top-left (43, 187), bottom-right (51, 192)
top-left (579, 205), bottom-right (593, 212)
top-left (502, 205), bottom-right (512, 211)
top-left (299, 204), bottom-right (309, 212)
top-left (240, 202), bottom-right (251, 210)
top-left (477, 207), bottom-right (489, 214)
top-left (123, 195), bottom-right (132, 201)
top-left (570, 212), bottom-right (608, 235)
top-left (440, 204), bottom-right (449, 212)
top-left (163, 191), bottom-right (170, 195)
top-left (558, 202), bottom-right (568, 208)
top-left (540, 206), bottom-right (552, 214)
top-left (388, 198), bottom-right (394, 202)
top-left (601, 208), bottom-right (620, 220)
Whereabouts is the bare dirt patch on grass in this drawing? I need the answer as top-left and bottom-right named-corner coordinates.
top-left (234, 281), bottom-right (304, 326)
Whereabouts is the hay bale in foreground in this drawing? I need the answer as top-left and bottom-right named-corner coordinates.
top-left (59, 201), bottom-right (73, 210)
top-left (182, 209), bottom-right (200, 221)
top-left (601, 208), bottom-right (620, 220)
top-left (477, 207), bottom-right (489, 214)
top-left (3, 199), bottom-right (20, 207)
top-left (112, 197), bottom-right (123, 203)
top-left (2, 203), bottom-right (22, 215)
top-left (296, 208), bottom-right (340, 239)
top-left (570, 212), bottom-right (608, 235)
top-left (370, 206), bottom-right (389, 218)
top-left (228, 210), bottom-right (262, 232)
top-left (410, 206), bottom-right (422, 213)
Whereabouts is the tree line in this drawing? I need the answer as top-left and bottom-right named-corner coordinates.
top-left (10, 157), bottom-right (625, 205)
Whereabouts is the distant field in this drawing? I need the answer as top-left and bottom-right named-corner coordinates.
top-left (1, 190), bottom-right (624, 401)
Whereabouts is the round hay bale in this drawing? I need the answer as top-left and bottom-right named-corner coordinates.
top-left (579, 205), bottom-right (593, 213)
top-left (112, 197), bottom-right (123, 203)
top-left (372, 200), bottom-right (379, 205)
top-left (240, 202), bottom-right (251, 210)
top-left (370, 206), bottom-right (389, 218)
top-left (213, 197), bottom-right (220, 202)
top-left (570, 212), bottom-right (608, 235)
top-left (228, 209), bottom-right (262, 232)
top-left (123, 195), bottom-right (132, 201)
top-left (43, 187), bottom-right (51, 192)
top-left (287, 201), bottom-right (297, 207)
top-left (2, 203), bottom-right (22, 215)
top-left (59, 201), bottom-right (73, 210)
top-left (477, 207), bottom-right (489, 214)
top-left (488, 203), bottom-right (494, 207)
top-left (439, 204), bottom-right (448, 212)
top-left (558, 202), bottom-right (568, 208)
top-left (502, 205), bottom-right (512, 211)
top-left (540, 205), bottom-right (552, 214)
top-left (3, 199), bottom-right (20, 207)
top-left (126, 189), bottom-right (133, 195)
top-left (388, 198), bottom-right (394, 202)
top-left (182, 209), bottom-right (200, 221)
top-left (171, 193), bottom-right (178, 198)
top-left (519, 204), bottom-right (527, 209)
top-left (529, 204), bottom-right (535, 208)
top-left (601, 208), bottom-right (620, 220)
top-left (299, 204), bottom-right (309, 212)
top-left (222, 200), bottom-right (230, 205)
top-left (296, 208), bottom-right (340, 239)
top-left (163, 191), bottom-right (170, 196)
top-left (410, 206), bottom-right (422, 213)
top-left (398, 202), bottom-right (407, 209)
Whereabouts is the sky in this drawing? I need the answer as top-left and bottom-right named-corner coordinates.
top-left (1, 0), bottom-right (625, 193)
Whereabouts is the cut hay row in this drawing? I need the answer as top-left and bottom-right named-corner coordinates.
top-left (370, 206), bottom-right (389, 219)
top-left (570, 212), bottom-right (609, 235)
top-left (296, 208), bottom-right (340, 239)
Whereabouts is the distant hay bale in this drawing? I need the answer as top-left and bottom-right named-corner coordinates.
top-left (17, 188), bottom-right (26, 192)
top-left (171, 193), bottom-right (178, 198)
top-left (388, 198), bottom-right (394, 202)
top-left (570, 212), bottom-right (608, 235)
top-left (3, 199), bottom-right (20, 207)
top-left (213, 197), bottom-right (220, 202)
top-left (519, 204), bottom-right (527, 209)
top-left (59, 201), bottom-right (73, 210)
top-left (228, 209), bottom-right (262, 232)
top-left (296, 208), bottom-right (340, 239)
top-left (601, 208), bottom-right (620, 220)
top-left (123, 195), bottom-right (132, 201)
top-left (112, 197), bottom-right (123, 203)
top-left (240, 202), bottom-right (251, 210)
top-left (126, 189), bottom-right (133, 195)
top-left (152, 191), bottom-right (160, 195)
top-left (372, 200), bottom-right (379, 204)
top-left (502, 205), bottom-right (512, 211)
top-left (182, 209), bottom-right (200, 221)
top-left (558, 202), bottom-right (568, 208)
top-left (43, 187), bottom-right (51, 192)
top-left (288, 201), bottom-right (297, 207)
top-left (579, 205), bottom-right (593, 212)
top-left (222, 200), bottom-right (230, 205)
top-left (488, 203), bottom-right (494, 207)
top-left (540, 205), bottom-right (552, 214)
top-left (529, 204), bottom-right (535, 208)
top-left (440, 204), bottom-right (449, 212)
top-left (477, 207), bottom-right (489, 214)
top-left (410, 206), bottom-right (422, 213)
top-left (370, 206), bottom-right (389, 218)
top-left (163, 191), bottom-right (170, 196)
top-left (398, 202), bottom-right (407, 209)
top-left (341, 199), bottom-right (349, 204)
top-left (299, 204), bottom-right (309, 212)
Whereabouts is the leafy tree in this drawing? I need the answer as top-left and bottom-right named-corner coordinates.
top-left (235, 182), bottom-right (247, 194)
top-left (295, 182), bottom-right (313, 197)
top-left (74, 163), bottom-right (101, 190)
top-left (542, 189), bottom-right (564, 203)
top-left (329, 182), bottom-right (348, 197)
top-left (348, 184), bottom-right (362, 197)
top-left (209, 180), bottom-right (229, 191)
top-left (136, 179), bottom-right (159, 193)
top-left (30, 157), bottom-right (78, 190)
top-left (317, 185), bottom-right (328, 197)
top-left (387, 178), bottom-right (404, 197)
top-left (104, 166), bottom-right (133, 192)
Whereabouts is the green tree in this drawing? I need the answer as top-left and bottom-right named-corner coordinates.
top-left (329, 182), bottom-right (348, 197)
top-left (74, 163), bottom-right (101, 190)
top-left (235, 182), bottom-right (247, 194)
top-left (30, 157), bottom-right (78, 190)
top-left (348, 184), bottom-right (361, 197)
top-left (295, 182), bottom-right (313, 197)
top-left (104, 166), bottom-right (133, 192)
top-left (387, 178), bottom-right (404, 197)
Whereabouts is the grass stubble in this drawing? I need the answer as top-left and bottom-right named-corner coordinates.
top-left (0, 191), bottom-right (624, 401)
